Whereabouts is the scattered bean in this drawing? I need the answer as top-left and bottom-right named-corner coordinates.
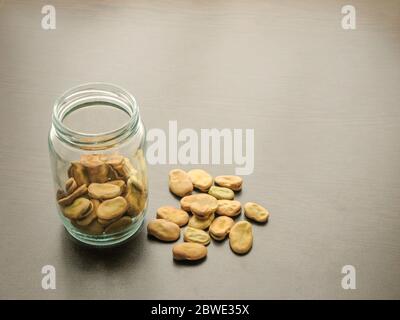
top-left (208, 186), bottom-right (234, 200)
top-left (215, 175), bottom-right (243, 191)
top-left (184, 227), bottom-right (211, 245)
top-left (244, 202), bottom-right (269, 223)
top-left (169, 169), bottom-right (193, 197)
top-left (189, 194), bottom-right (218, 219)
top-left (216, 200), bottom-right (241, 217)
top-left (180, 194), bottom-right (202, 212)
top-left (172, 242), bottom-right (207, 261)
top-left (188, 169), bottom-right (213, 192)
top-left (188, 213), bottom-right (215, 230)
top-left (147, 219), bottom-right (180, 242)
top-left (229, 221), bottom-right (253, 254)
top-left (209, 216), bottom-right (235, 241)
top-left (156, 206), bottom-right (189, 227)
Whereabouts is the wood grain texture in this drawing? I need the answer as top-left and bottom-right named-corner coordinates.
top-left (0, 0), bottom-right (399, 299)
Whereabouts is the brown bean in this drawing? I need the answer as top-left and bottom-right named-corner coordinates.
top-left (188, 213), bottom-right (215, 230)
top-left (215, 175), bottom-right (243, 191)
top-left (208, 186), bottom-right (234, 200)
top-left (209, 216), bottom-right (235, 241)
top-left (156, 206), bottom-right (189, 227)
top-left (88, 182), bottom-right (122, 200)
top-left (76, 199), bottom-right (98, 226)
top-left (57, 184), bottom-right (88, 207)
top-left (147, 219), bottom-right (180, 242)
top-left (180, 194), bottom-right (202, 212)
top-left (188, 169), bottom-right (213, 192)
top-left (172, 243), bottom-right (207, 261)
top-left (80, 154), bottom-right (109, 183)
top-left (105, 216), bottom-right (132, 234)
top-left (62, 197), bottom-right (91, 220)
top-left (216, 200), bottom-right (241, 217)
top-left (169, 169), bottom-right (193, 197)
top-left (65, 177), bottom-right (77, 194)
top-left (229, 221), bottom-right (253, 254)
top-left (189, 194), bottom-right (218, 219)
top-left (244, 202), bottom-right (269, 223)
top-left (184, 227), bottom-right (210, 245)
top-left (73, 219), bottom-right (104, 235)
top-left (68, 161), bottom-right (90, 187)
top-left (125, 175), bottom-right (146, 216)
top-left (97, 196), bottom-right (128, 220)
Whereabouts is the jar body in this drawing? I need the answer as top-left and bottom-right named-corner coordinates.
top-left (48, 83), bottom-right (148, 247)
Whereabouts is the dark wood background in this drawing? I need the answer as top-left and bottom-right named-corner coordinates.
top-left (0, 0), bottom-right (399, 299)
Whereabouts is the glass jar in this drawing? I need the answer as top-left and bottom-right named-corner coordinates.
top-left (48, 83), bottom-right (148, 247)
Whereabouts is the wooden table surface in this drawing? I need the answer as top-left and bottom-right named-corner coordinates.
top-left (0, 0), bottom-right (399, 299)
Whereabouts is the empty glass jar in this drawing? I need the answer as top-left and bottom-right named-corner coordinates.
top-left (48, 83), bottom-right (148, 247)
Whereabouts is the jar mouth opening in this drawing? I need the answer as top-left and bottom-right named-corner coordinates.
top-left (52, 82), bottom-right (140, 149)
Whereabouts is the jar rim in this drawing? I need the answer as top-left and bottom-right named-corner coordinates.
top-left (52, 82), bottom-right (140, 149)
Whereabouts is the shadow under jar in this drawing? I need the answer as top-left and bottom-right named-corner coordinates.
top-left (48, 83), bottom-right (148, 247)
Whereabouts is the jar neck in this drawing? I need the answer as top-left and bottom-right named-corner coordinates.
top-left (52, 83), bottom-right (140, 150)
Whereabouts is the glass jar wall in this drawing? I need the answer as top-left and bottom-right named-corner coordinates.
top-left (48, 83), bottom-right (148, 247)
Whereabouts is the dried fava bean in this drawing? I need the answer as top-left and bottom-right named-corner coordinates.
top-left (187, 169), bottom-right (213, 192)
top-left (184, 227), bottom-right (210, 245)
top-left (190, 194), bottom-right (218, 219)
top-left (80, 154), bottom-right (109, 183)
top-left (57, 184), bottom-right (88, 207)
top-left (125, 175), bottom-right (146, 216)
top-left (62, 197), bottom-right (91, 220)
top-left (229, 221), bottom-right (253, 254)
top-left (169, 169), bottom-right (193, 197)
top-left (147, 219), bottom-right (180, 242)
top-left (68, 161), bottom-right (90, 187)
top-left (65, 177), bottom-right (77, 194)
top-left (188, 213), bottom-right (215, 230)
top-left (156, 206), bottom-right (189, 227)
top-left (214, 175), bottom-right (243, 191)
top-left (105, 216), bottom-right (132, 234)
top-left (209, 216), bottom-right (234, 241)
top-left (88, 183), bottom-right (122, 200)
top-left (180, 194), bottom-right (202, 212)
top-left (173, 242), bottom-right (207, 261)
top-left (97, 196), bottom-right (128, 220)
top-left (76, 200), bottom-right (98, 226)
top-left (134, 150), bottom-right (148, 195)
top-left (78, 200), bottom-right (93, 219)
top-left (108, 165), bottom-right (123, 180)
top-left (216, 200), bottom-right (241, 217)
top-left (121, 157), bottom-right (138, 179)
top-left (103, 154), bottom-right (124, 167)
top-left (208, 186), bottom-right (234, 200)
top-left (73, 219), bottom-right (104, 235)
top-left (244, 202), bottom-right (269, 223)
top-left (56, 189), bottom-right (67, 200)
top-left (108, 180), bottom-right (126, 194)
top-left (98, 217), bottom-right (119, 226)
